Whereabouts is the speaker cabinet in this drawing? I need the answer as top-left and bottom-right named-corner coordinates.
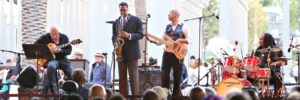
top-left (70, 59), bottom-right (90, 79)
top-left (138, 66), bottom-right (161, 95)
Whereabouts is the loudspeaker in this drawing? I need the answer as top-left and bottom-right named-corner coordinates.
top-left (17, 66), bottom-right (37, 88)
top-left (139, 68), bottom-right (161, 95)
top-left (70, 59), bottom-right (90, 79)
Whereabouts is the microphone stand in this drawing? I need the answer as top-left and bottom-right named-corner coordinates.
top-left (185, 14), bottom-right (217, 86)
top-left (103, 53), bottom-right (108, 88)
top-left (193, 60), bottom-right (221, 86)
top-left (0, 49), bottom-right (24, 75)
top-left (111, 51), bottom-right (116, 93)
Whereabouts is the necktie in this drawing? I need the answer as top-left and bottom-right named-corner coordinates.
top-left (122, 17), bottom-right (126, 29)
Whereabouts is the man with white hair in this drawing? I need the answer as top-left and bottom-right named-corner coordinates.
top-left (90, 51), bottom-right (111, 85)
top-left (35, 26), bottom-right (73, 94)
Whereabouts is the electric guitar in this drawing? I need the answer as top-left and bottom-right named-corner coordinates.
top-left (146, 33), bottom-right (188, 59)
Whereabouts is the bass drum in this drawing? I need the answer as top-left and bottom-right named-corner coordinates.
top-left (216, 77), bottom-right (251, 96)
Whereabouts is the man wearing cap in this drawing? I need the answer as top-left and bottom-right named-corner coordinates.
top-left (90, 52), bottom-right (111, 85)
top-left (112, 2), bottom-right (144, 97)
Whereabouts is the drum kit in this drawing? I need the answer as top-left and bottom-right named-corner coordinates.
top-left (212, 47), bottom-right (288, 97)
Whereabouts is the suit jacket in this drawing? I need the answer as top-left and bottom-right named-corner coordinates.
top-left (112, 14), bottom-right (144, 62)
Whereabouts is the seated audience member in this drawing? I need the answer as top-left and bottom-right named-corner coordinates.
top-left (142, 89), bottom-right (159, 100)
top-left (72, 68), bottom-right (89, 100)
top-left (89, 84), bottom-right (106, 100)
top-left (286, 91), bottom-right (300, 100)
top-left (204, 87), bottom-right (216, 96)
top-left (60, 93), bottom-right (83, 100)
top-left (73, 48), bottom-right (84, 59)
top-left (203, 95), bottom-right (222, 100)
top-left (106, 88), bottom-right (113, 100)
top-left (189, 86), bottom-right (206, 100)
top-left (90, 51), bottom-right (111, 86)
top-left (224, 89), bottom-right (250, 100)
top-left (152, 86), bottom-right (168, 100)
top-left (291, 85), bottom-right (300, 93)
top-left (243, 89), bottom-right (258, 100)
top-left (109, 94), bottom-right (125, 100)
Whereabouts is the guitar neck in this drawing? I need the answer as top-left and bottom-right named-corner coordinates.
top-left (57, 43), bottom-right (71, 49)
top-left (147, 33), bottom-right (170, 45)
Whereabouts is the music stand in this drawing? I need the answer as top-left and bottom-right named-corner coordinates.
top-left (22, 44), bottom-right (54, 93)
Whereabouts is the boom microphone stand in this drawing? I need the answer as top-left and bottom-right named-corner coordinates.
top-left (184, 14), bottom-right (216, 85)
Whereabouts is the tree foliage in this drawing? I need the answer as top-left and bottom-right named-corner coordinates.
top-left (202, 0), bottom-right (219, 44)
top-left (248, 0), bottom-right (268, 52)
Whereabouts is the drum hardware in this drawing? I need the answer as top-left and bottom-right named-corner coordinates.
top-left (256, 47), bottom-right (281, 53)
top-left (193, 59), bottom-right (221, 87)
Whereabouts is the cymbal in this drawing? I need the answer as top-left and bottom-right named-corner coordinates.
top-left (275, 57), bottom-right (291, 60)
top-left (256, 48), bottom-right (281, 53)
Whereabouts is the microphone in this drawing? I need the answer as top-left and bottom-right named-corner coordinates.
top-left (220, 48), bottom-right (228, 56)
top-left (215, 15), bottom-right (219, 19)
top-left (102, 52), bottom-right (108, 56)
top-left (288, 35), bottom-right (295, 52)
top-left (251, 49), bottom-right (254, 57)
top-left (146, 14), bottom-right (151, 18)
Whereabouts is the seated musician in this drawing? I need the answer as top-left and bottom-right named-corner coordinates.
top-left (90, 51), bottom-right (111, 86)
top-left (34, 26), bottom-right (73, 94)
top-left (252, 33), bottom-right (286, 95)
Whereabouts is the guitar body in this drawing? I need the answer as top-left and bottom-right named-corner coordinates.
top-left (163, 36), bottom-right (188, 60)
top-left (36, 39), bottom-right (82, 67)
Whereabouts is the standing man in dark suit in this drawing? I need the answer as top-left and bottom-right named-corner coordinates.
top-left (34, 26), bottom-right (73, 94)
top-left (112, 2), bottom-right (144, 98)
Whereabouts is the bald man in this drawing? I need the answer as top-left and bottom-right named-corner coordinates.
top-left (159, 9), bottom-right (191, 97)
top-left (35, 26), bottom-right (73, 94)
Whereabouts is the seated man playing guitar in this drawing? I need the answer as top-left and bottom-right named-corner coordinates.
top-left (147, 9), bottom-right (191, 97)
top-left (34, 26), bottom-right (73, 94)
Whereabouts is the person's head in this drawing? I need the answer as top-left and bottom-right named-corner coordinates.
top-left (119, 2), bottom-right (128, 16)
top-left (204, 87), bottom-right (216, 96)
top-left (108, 94), bottom-right (125, 100)
top-left (89, 84), bottom-right (106, 99)
top-left (106, 88), bottom-right (113, 100)
top-left (71, 68), bottom-right (86, 86)
top-left (94, 51), bottom-right (105, 63)
top-left (73, 48), bottom-right (84, 59)
top-left (168, 9), bottom-right (180, 22)
top-left (60, 93), bottom-right (83, 100)
top-left (287, 91), bottom-right (300, 100)
top-left (189, 86), bottom-right (206, 100)
top-left (142, 89), bottom-right (159, 100)
top-left (49, 26), bottom-right (60, 43)
top-left (224, 89), bottom-right (250, 100)
top-left (243, 89), bottom-right (258, 100)
top-left (152, 86), bottom-right (168, 100)
top-left (291, 85), bottom-right (300, 93)
top-left (259, 33), bottom-right (276, 47)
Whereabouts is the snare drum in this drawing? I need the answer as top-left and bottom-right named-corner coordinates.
top-left (224, 57), bottom-right (242, 74)
top-left (257, 68), bottom-right (271, 78)
top-left (216, 77), bottom-right (250, 96)
top-left (243, 56), bottom-right (260, 71)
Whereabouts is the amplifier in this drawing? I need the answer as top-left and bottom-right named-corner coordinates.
top-left (139, 65), bottom-right (161, 95)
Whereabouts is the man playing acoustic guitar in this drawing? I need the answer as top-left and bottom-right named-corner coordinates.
top-left (34, 26), bottom-right (73, 94)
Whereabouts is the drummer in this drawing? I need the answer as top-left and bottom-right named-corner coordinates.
top-left (251, 33), bottom-right (286, 95)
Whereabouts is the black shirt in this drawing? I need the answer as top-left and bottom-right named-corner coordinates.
top-left (34, 33), bottom-right (72, 60)
top-left (254, 46), bottom-right (284, 69)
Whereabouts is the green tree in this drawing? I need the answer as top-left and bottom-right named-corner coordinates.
top-left (290, 0), bottom-right (300, 32)
top-left (248, 0), bottom-right (268, 52)
top-left (202, 0), bottom-right (219, 46)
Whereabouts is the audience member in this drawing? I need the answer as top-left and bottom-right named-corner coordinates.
top-left (72, 68), bottom-right (89, 100)
top-left (189, 86), bottom-right (206, 100)
top-left (109, 94), bottom-right (125, 100)
top-left (152, 86), bottom-right (168, 100)
top-left (204, 87), bottom-right (216, 96)
top-left (142, 89), bottom-right (159, 100)
top-left (89, 84), bottom-right (106, 100)
top-left (224, 89), bottom-right (250, 100)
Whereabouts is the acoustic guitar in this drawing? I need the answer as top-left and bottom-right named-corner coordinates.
top-left (36, 39), bottom-right (82, 67)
